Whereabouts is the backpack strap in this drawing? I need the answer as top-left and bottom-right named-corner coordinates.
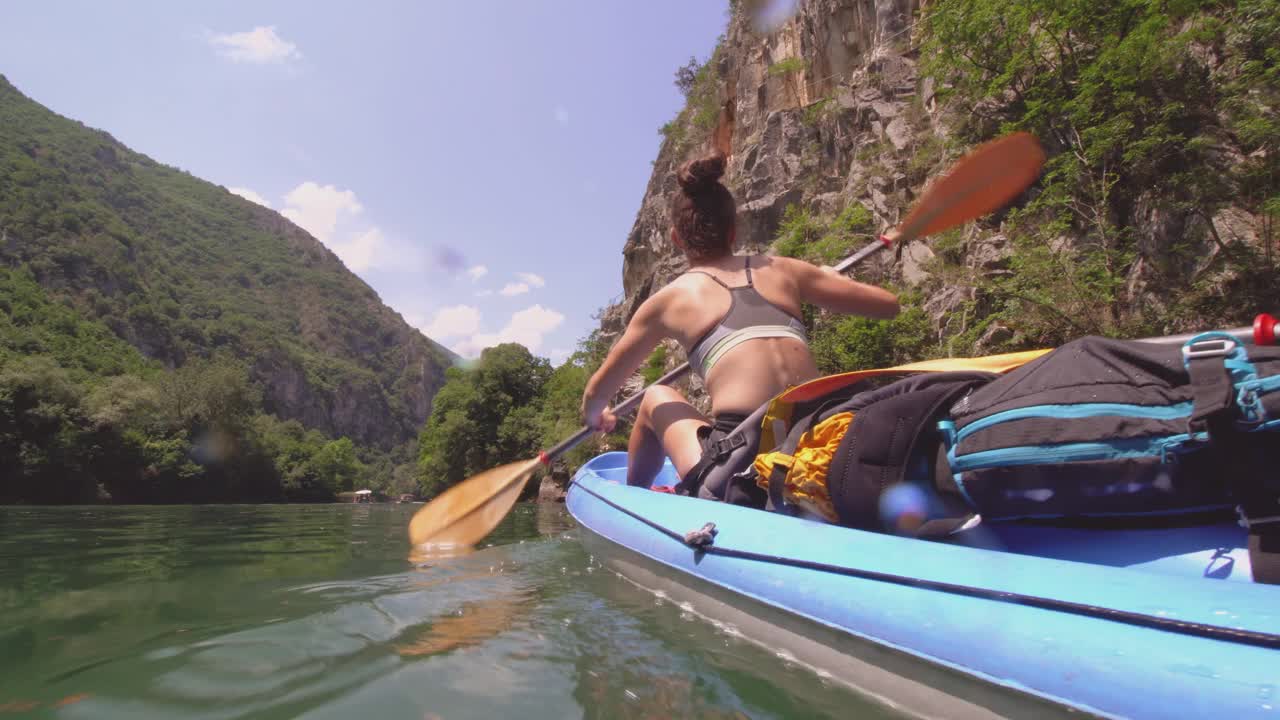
top-left (766, 462), bottom-right (797, 516)
top-left (762, 405), bottom-right (832, 515)
top-left (677, 432), bottom-right (747, 496)
top-left (1182, 334), bottom-right (1243, 436)
top-left (677, 402), bottom-right (772, 503)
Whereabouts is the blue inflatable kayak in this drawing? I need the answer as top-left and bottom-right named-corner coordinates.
top-left (566, 452), bottom-right (1280, 719)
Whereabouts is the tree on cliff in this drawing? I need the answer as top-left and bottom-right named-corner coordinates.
top-left (922, 0), bottom-right (1280, 345)
top-left (674, 56), bottom-right (701, 96)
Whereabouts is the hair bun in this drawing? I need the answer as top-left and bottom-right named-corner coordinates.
top-left (677, 153), bottom-right (727, 195)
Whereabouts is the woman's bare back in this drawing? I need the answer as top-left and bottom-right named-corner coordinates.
top-left (658, 255), bottom-right (819, 416)
top-left (580, 251), bottom-right (896, 432)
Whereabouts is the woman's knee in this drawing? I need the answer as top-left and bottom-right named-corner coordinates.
top-left (641, 387), bottom-right (706, 439)
top-left (637, 385), bottom-right (687, 422)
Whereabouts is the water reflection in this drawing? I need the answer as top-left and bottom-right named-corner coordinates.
top-left (396, 588), bottom-right (536, 658)
top-left (0, 503), bottom-right (892, 719)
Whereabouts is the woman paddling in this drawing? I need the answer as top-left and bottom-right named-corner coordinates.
top-left (581, 153), bottom-right (900, 489)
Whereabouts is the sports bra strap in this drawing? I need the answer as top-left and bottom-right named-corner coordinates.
top-left (687, 256), bottom-right (758, 289)
top-left (686, 270), bottom-right (732, 290)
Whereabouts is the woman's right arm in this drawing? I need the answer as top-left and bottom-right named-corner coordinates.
top-left (581, 292), bottom-right (668, 430)
top-left (786, 257), bottom-right (900, 319)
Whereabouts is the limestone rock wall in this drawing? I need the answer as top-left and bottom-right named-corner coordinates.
top-left (603, 0), bottom-right (926, 341)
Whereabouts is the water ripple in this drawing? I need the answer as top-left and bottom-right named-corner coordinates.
top-left (1, 503), bottom-right (893, 719)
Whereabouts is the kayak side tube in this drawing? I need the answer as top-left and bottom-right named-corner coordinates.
top-left (567, 452), bottom-right (1280, 720)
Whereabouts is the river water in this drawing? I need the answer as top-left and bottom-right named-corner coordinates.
top-left (0, 504), bottom-right (896, 719)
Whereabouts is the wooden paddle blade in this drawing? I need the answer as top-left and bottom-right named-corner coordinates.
top-left (408, 457), bottom-right (542, 550)
top-left (895, 132), bottom-right (1046, 243)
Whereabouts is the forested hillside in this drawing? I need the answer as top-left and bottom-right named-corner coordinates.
top-left (0, 75), bottom-right (455, 503)
top-left (0, 75), bottom-right (456, 448)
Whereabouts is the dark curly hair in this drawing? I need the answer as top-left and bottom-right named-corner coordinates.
top-left (671, 153), bottom-right (735, 260)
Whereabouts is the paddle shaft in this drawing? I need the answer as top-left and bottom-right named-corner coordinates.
top-left (545, 309), bottom-right (1279, 464)
top-left (542, 134), bottom-right (1053, 468)
top-left (1137, 317), bottom-right (1274, 347)
top-left (832, 234), bottom-right (894, 274)
top-left (541, 363), bottom-right (692, 463)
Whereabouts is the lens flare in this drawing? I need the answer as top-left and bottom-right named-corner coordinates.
top-left (747, 0), bottom-right (800, 34)
top-left (879, 482), bottom-right (929, 534)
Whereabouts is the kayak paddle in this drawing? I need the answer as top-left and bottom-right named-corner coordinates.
top-left (409, 132), bottom-right (1048, 551)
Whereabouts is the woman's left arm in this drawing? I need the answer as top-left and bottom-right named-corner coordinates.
top-left (581, 294), bottom-right (668, 431)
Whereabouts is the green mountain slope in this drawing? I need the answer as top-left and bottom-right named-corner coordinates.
top-left (0, 74), bottom-right (456, 449)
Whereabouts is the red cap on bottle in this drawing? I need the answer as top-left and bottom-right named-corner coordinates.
top-left (1255, 313), bottom-right (1277, 346)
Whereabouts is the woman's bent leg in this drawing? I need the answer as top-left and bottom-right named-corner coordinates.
top-left (626, 385), bottom-right (708, 487)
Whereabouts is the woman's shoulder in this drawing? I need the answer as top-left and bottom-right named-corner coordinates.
top-left (658, 271), bottom-right (712, 297)
top-left (767, 253), bottom-right (816, 267)
top-left (640, 270), bottom-right (726, 323)
top-left (633, 279), bottom-right (686, 318)
top-left (752, 254), bottom-right (811, 279)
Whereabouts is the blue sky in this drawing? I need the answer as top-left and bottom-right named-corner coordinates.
top-left (0, 1), bottom-right (730, 364)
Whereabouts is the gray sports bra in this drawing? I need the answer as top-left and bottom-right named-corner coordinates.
top-left (685, 256), bottom-right (809, 380)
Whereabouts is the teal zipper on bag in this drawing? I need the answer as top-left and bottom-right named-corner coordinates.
top-left (954, 402), bottom-right (1194, 444)
top-left (947, 434), bottom-right (1197, 473)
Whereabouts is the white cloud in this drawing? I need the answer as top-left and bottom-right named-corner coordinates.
top-left (451, 305), bottom-right (565, 357)
top-left (476, 289), bottom-right (493, 297)
top-left (248, 179), bottom-right (425, 278)
top-left (466, 265), bottom-right (488, 281)
top-left (331, 227), bottom-right (385, 273)
top-left (420, 305), bottom-right (482, 340)
top-left (554, 105), bottom-right (570, 126)
top-left (281, 182), bottom-right (363, 243)
top-left (547, 347), bottom-right (572, 365)
top-left (515, 272), bottom-right (545, 288)
top-left (228, 187), bottom-right (271, 208)
top-left (209, 26), bottom-right (301, 64)
top-left (497, 272), bottom-right (546, 297)
top-left (277, 181), bottom-right (406, 274)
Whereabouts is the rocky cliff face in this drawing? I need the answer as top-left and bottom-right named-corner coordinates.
top-left (240, 203), bottom-right (454, 445)
top-left (602, 0), bottom-right (1277, 387)
top-left (609, 0), bottom-right (938, 327)
top-left (602, 0), bottom-right (931, 385)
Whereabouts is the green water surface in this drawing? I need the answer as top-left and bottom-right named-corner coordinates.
top-left (0, 504), bottom-right (895, 719)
